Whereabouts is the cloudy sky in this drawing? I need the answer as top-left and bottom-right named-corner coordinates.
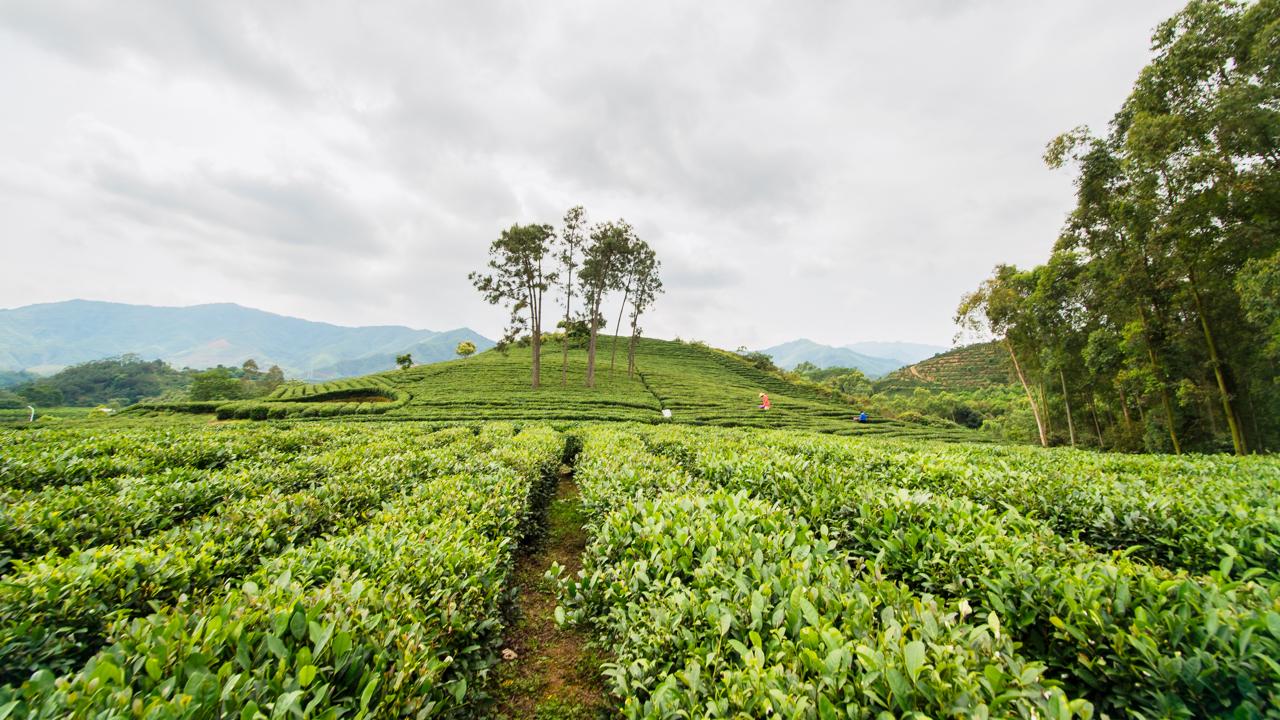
top-left (1, 1), bottom-right (1185, 349)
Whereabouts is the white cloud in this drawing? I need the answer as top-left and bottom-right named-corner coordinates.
top-left (0, 0), bottom-right (1186, 347)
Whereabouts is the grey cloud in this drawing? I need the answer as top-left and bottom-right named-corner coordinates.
top-left (0, 1), bottom-right (307, 99)
top-left (86, 156), bottom-right (380, 254)
top-left (0, 0), bottom-right (1188, 348)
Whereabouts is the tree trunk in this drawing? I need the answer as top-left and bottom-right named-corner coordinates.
top-left (609, 281), bottom-right (632, 372)
top-left (1039, 380), bottom-right (1053, 439)
top-left (1117, 385), bottom-right (1134, 434)
top-left (529, 291), bottom-right (541, 390)
top-left (1005, 339), bottom-right (1048, 447)
top-left (585, 294), bottom-right (600, 388)
top-left (1188, 269), bottom-right (1247, 454)
top-left (627, 318), bottom-right (639, 378)
top-left (1136, 303), bottom-right (1181, 454)
top-left (561, 274), bottom-right (573, 387)
top-left (1089, 400), bottom-right (1105, 449)
top-left (1058, 369), bottom-right (1076, 447)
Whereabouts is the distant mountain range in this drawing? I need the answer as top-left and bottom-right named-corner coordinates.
top-left (0, 300), bottom-right (494, 379)
top-left (757, 338), bottom-right (948, 378)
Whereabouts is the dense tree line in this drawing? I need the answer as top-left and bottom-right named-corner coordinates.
top-left (960, 0), bottom-right (1280, 454)
top-left (0, 356), bottom-right (286, 408)
top-left (471, 206), bottom-right (663, 388)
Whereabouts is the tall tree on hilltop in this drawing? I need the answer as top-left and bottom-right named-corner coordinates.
top-left (470, 223), bottom-right (557, 389)
top-left (579, 220), bottom-right (634, 388)
top-left (556, 206), bottom-right (587, 386)
top-left (609, 237), bottom-right (656, 372)
top-left (625, 243), bottom-right (663, 378)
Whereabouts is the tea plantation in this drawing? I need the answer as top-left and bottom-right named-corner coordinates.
top-left (127, 338), bottom-right (984, 442)
top-left (2, 347), bottom-right (1279, 717)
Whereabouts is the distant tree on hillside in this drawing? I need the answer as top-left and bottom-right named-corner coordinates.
top-left (470, 223), bottom-right (557, 389)
top-left (396, 353), bottom-right (413, 370)
top-left (456, 341), bottom-right (476, 360)
top-left (190, 368), bottom-right (243, 401)
top-left (580, 220), bottom-right (634, 388)
top-left (13, 355), bottom-right (189, 406)
top-left (555, 206), bottom-right (587, 385)
top-left (0, 388), bottom-right (24, 409)
top-left (739, 351), bottom-right (779, 374)
top-left (261, 365), bottom-right (285, 393)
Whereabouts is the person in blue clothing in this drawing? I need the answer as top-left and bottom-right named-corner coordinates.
top-left (857, 411), bottom-right (868, 423)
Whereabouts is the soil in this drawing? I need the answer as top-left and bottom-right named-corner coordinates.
top-left (491, 473), bottom-right (610, 720)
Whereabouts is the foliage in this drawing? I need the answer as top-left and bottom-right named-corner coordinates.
top-left (559, 424), bottom-right (1280, 716)
top-left (456, 341), bottom-right (477, 359)
top-left (471, 223), bottom-right (557, 389)
top-left (188, 367), bottom-right (244, 401)
top-left (10, 356), bottom-right (179, 407)
top-left (396, 352), bottom-right (413, 370)
top-left (0, 422), bottom-right (565, 717)
top-left (959, 0), bottom-right (1280, 454)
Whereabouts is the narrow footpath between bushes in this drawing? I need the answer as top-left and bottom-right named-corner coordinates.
top-left (492, 470), bottom-right (609, 720)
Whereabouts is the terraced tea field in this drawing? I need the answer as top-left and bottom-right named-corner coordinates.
top-left (1, 420), bottom-right (1277, 717)
top-left (129, 338), bottom-right (985, 442)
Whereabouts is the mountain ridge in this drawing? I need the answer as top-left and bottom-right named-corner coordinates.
top-left (756, 338), bottom-right (947, 378)
top-left (0, 299), bottom-right (494, 377)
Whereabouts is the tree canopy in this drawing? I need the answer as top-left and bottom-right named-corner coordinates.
top-left (961, 0), bottom-right (1280, 453)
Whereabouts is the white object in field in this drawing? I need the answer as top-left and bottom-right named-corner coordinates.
top-left (27, 406), bottom-right (35, 422)
top-left (662, 408), bottom-right (672, 419)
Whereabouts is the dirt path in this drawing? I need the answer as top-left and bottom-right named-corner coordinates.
top-left (492, 474), bottom-right (609, 719)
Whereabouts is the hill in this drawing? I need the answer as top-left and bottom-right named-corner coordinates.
top-left (131, 337), bottom-right (986, 442)
top-left (875, 341), bottom-right (1014, 393)
top-left (845, 341), bottom-right (947, 365)
top-left (0, 300), bottom-right (493, 376)
top-left (756, 339), bottom-right (905, 377)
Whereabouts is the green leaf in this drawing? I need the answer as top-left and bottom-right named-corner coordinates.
top-left (266, 634), bottom-right (288, 660)
top-left (299, 664), bottom-right (317, 688)
top-left (1266, 612), bottom-right (1280, 639)
top-left (359, 677), bottom-right (379, 711)
top-left (289, 605), bottom-right (308, 640)
top-left (451, 677), bottom-right (468, 703)
top-left (903, 640), bottom-right (926, 682)
top-left (554, 606), bottom-right (566, 625)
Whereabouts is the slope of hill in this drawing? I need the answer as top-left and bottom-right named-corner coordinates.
top-left (0, 300), bottom-right (492, 375)
top-left (845, 341), bottom-right (947, 365)
top-left (874, 341), bottom-right (1014, 392)
top-left (132, 337), bottom-right (986, 442)
top-left (756, 339), bottom-right (904, 377)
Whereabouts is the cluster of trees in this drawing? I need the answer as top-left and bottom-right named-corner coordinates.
top-left (0, 355), bottom-right (192, 408)
top-left (470, 206), bottom-right (663, 388)
top-left (188, 359), bottom-right (285, 401)
top-left (959, 0), bottom-right (1280, 454)
top-left (790, 362), bottom-right (875, 398)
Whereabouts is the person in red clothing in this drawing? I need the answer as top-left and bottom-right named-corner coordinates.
top-left (758, 392), bottom-right (771, 410)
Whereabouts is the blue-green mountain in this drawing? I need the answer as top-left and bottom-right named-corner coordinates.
top-left (0, 300), bottom-right (493, 378)
top-left (757, 338), bottom-right (947, 378)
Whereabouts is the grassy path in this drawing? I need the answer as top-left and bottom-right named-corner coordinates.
top-left (493, 472), bottom-right (609, 719)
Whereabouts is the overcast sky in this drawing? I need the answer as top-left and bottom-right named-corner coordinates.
top-left (1, 1), bottom-right (1186, 349)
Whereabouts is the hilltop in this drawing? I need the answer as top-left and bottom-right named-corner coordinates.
top-left (132, 337), bottom-right (985, 442)
top-left (0, 300), bottom-right (492, 377)
top-left (756, 339), bottom-right (905, 377)
top-left (875, 341), bottom-right (1013, 393)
